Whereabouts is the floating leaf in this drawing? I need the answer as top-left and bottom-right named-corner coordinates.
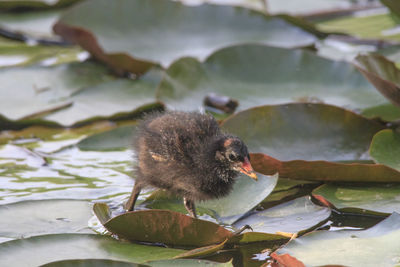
top-left (233, 196), bottom-right (331, 235)
top-left (143, 173), bottom-right (278, 225)
top-left (0, 199), bottom-right (93, 240)
top-left (274, 212), bottom-right (400, 266)
top-left (174, 239), bottom-right (227, 259)
top-left (316, 9), bottom-right (400, 42)
top-left (251, 153), bottom-right (400, 182)
top-left (158, 45), bottom-right (386, 112)
top-left (221, 103), bottom-right (384, 161)
top-left (78, 125), bottom-right (136, 151)
top-left (354, 53), bottom-right (400, 107)
top-left (370, 129), bottom-right (400, 171)
top-left (94, 206), bottom-right (233, 247)
top-left (313, 183), bottom-right (400, 214)
top-left (0, 62), bottom-right (161, 127)
top-left (40, 259), bottom-right (144, 267)
top-left (0, 0), bottom-right (80, 11)
top-left (0, 234), bottom-right (184, 266)
top-left (55, 0), bottom-right (317, 72)
top-left (147, 259), bottom-right (233, 267)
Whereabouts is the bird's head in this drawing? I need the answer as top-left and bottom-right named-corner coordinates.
top-left (215, 137), bottom-right (257, 180)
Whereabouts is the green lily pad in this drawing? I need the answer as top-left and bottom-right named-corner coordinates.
top-left (55, 0), bottom-right (317, 71)
top-left (316, 9), bottom-right (400, 42)
top-left (94, 205), bottom-right (233, 247)
top-left (0, 62), bottom-right (161, 127)
top-left (370, 129), bottom-right (400, 170)
top-left (354, 53), bottom-right (400, 107)
top-left (361, 103), bottom-right (400, 121)
top-left (274, 212), bottom-right (400, 266)
top-left (143, 173), bottom-right (278, 225)
top-left (147, 259), bottom-right (233, 267)
top-left (0, 10), bottom-right (62, 41)
top-left (40, 259), bottom-right (145, 267)
top-left (157, 44), bottom-right (386, 112)
top-left (0, 234), bottom-right (184, 266)
top-left (199, 173), bottom-right (278, 224)
top-left (173, 239), bottom-right (227, 259)
top-left (0, 36), bottom-right (84, 68)
top-left (0, 199), bottom-right (93, 240)
top-left (78, 125), bottom-right (137, 151)
top-left (0, 0), bottom-right (80, 11)
top-left (312, 183), bottom-right (400, 214)
top-left (233, 196), bottom-right (330, 235)
top-left (221, 103), bottom-right (384, 161)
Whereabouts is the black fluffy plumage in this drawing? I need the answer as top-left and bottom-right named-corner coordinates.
top-left (125, 111), bottom-right (257, 217)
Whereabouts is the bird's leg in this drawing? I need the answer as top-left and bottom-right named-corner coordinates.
top-left (125, 183), bottom-right (142, 212)
top-left (183, 197), bottom-right (197, 218)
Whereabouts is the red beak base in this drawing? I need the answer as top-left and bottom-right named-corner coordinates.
top-left (240, 157), bottom-right (257, 180)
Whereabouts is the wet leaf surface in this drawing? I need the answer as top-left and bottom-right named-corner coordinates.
top-left (251, 153), bottom-right (400, 182)
top-left (354, 53), bottom-right (400, 107)
top-left (40, 259), bottom-right (145, 267)
top-left (0, 199), bottom-right (93, 240)
top-left (221, 103), bottom-right (384, 161)
top-left (55, 0), bottom-right (316, 70)
top-left (370, 129), bottom-right (400, 171)
top-left (96, 207), bottom-right (233, 247)
top-left (143, 173), bottom-right (278, 225)
top-left (0, 62), bottom-right (161, 127)
top-left (0, 234), bottom-right (184, 266)
top-left (275, 212), bottom-right (400, 266)
top-left (312, 183), bottom-right (400, 214)
top-left (233, 196), bottom-right (331, 235)
top-left (157, 45), bottom-right (385, 112)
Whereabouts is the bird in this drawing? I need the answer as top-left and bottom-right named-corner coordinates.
top-left (125, 111), bottom-right (257, 218)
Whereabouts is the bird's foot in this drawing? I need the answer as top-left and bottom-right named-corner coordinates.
top-left (233, 224), bottom-right (253, 235)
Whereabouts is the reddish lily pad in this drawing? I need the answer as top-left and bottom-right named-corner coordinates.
top-left (251, 153), bottom-right (400, 182)
top-left (93, 203), bottom-right (233, 247)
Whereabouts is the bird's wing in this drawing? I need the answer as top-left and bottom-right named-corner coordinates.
top-left (150, 151), bottom-right (167, 162)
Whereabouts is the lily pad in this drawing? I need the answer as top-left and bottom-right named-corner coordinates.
top-left (157, 45), bottom-right (386, 112)
top-left (0, 62), bottom-right (161, 127)
top-left (233, 196), bottom-right (330, 235)
top-left (251, 152), bottom-right (400, 182)
top-left (312, 183), bottom-right (400, 214)
top-left (354, 53), bottom-right (400, 107)
top-left (0, 199), bottom-right (93, 240)
top-left (94, 206), bottom-right (233, 247)
top-left (40, 259), bottom-right (144, 267)
top-left (0, 234), bottom-right (184, 266)
top-left (78, 125), bottom-right (136, 151)
top-left (221, 103), bottom-right (384, 161)
top-left (0, 0), bottom-right (80, 11)
top-left (361, 102), bottom-right (400, 121)
top-left (274, 212), bottom-right (400, 266)
top-left (370, 129), bottom-right (400, 170)
top-left (199, 173), bottom-right (278, 224)
top-left (316, 8), bottom-right (400, 42)
top-left (143, 173), bottom-right (278, 225)
top-left (147, 259), bottom-right (233, 267)
top-left (55, 0), bottom-right (317, 71)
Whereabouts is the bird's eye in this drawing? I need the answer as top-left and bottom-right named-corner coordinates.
top-left (228, 153), bottom-right (237, 161)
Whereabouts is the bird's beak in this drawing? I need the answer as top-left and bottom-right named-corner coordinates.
top-left (240, 157), bottom-right (257, 180)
